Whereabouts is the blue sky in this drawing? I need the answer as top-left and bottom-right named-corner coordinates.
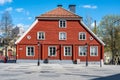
top-left (0, 0), bottom-right (120, 30)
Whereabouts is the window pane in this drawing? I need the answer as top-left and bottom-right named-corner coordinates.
top-left (63, 21), bottom-right (66, 27)
top-left (79, 32), bottom-right (86, 40)
top-left (27, 47), bottom-right (34, 56)
top-left (79, 46), bottom-right (86, 56)
top-left (60, 32), bottom-right (66, 40)
top-left (38, 32), bottom-right (45, 40)
top-left (59, 20), bottom-right (66, 28)
top-left (64, 46), bottom-right (71, 56)
top-left (90, 46), bottom-right (98, 56)
top-left (49, 47), bottom-right (56, 56)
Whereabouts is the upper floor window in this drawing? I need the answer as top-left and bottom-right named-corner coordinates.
top-left (90, 46), bottom-right (98, 56)
top-left (59, 32), bottom-right (67, 40)
top-left (37, 31), bottom-right (45, 40)
top-left (59, 20), bottom-right (66, 28)
top-left (79, 32), bottom-right (86, 40)
top-left (26, 46), bottom-right (34, 56)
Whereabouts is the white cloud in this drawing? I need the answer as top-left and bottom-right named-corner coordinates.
top-left (15, 8), bottom-right (30, 16)
top-left (16, 23), bottom-right (30, 31)
top-left (91, 21), bottom-right (99, 28)
top-left (28, 17), bottom-right (32, 20)
top-left (0, 0), bottom-right (12, 5)
top-left (82, 5), bottom-right (97, 9)
top-left (5, 7), bottom-right (13, 11)
top-left (15, 8), bottom-right (24, 12)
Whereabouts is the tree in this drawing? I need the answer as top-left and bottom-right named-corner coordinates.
top-left (0, 11), bottom-right (13, 59)
top-left (84, 15), bottom-right (93, 30)
top-left (98, 15), bottom-right (120, 63)
top-left (0, 11), bottom-right (13, 37)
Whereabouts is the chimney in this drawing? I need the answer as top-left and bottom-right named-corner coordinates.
top-left (57, 5), bottom-right (62, 7)
top-left (69, 5), bottom-right (76, 13)
top-left (93, 20), bottom-right (97, 34)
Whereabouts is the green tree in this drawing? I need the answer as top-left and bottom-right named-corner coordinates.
top-left (98, 15), bottom-right (120, 63)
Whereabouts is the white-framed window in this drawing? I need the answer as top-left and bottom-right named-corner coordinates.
top-left (48, 46), bottom-right (57, 56)
top-left (59, 20), bottom-right (66, 28)
top-left (59, 32), bottom-right (67, 40)
top-left (79, 32), bottom-right (86, 40)
top-left (90, 46), bottom-right (98, 56)
top-left (26, 46), bottom-right (34, 56)
top-left (64, 46), bottom-right (72, 56)
top-left (79, 46), bottom-right (86, 56)
top-left (37, 31), bottom-right (45, 40)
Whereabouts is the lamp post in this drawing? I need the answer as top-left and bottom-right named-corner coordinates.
top-left (85, 43), bottom-right (88, 67)
top-left (37, 42), bottom-right (40, 66)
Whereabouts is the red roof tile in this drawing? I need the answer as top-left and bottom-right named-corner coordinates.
top-left (37, 7), bottom-right (82, 18)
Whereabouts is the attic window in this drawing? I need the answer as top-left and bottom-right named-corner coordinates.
top-left (37, 31), bottom-right (45, 40)
top-left (79, 32), bottom-right (86, 40)
top-left (59, 20), bottom-right (66, 28)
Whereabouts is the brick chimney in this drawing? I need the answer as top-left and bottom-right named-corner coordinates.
top-left (69, 5), bottom-right (76, 13)
top-left (57, 5), bottom-right (62, 7)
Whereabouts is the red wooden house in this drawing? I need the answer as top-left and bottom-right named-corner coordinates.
top-left (15, 5), bottom-right (105, 64)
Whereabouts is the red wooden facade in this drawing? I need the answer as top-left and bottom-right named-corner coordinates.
top-left (15, 7), bottom-right (105, 62)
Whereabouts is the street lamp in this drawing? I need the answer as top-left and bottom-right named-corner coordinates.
top-left (85, 43), bottom-right (88, 67)
top-left (37, 42), bottom-right (40, 66)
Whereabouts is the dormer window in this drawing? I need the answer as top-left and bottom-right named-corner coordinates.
top-left (59, 20), bottom-right (66, 28)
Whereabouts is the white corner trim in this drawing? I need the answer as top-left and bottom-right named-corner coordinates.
top-left (80, 21), bottom-right (105, 46)
top-left (15, 19), bottom-right (38, 44)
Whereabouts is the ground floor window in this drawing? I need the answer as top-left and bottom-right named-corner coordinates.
top-left (48, 46), bottom-right (56, 56)
top-left (79, 46), bottom-right (86, 56)
top-left (64, 46), bottom-right (72, 56)
top-left (90, 46), bottom-right (98, 56)
top-left (26, 46), bottom-right (34, 56)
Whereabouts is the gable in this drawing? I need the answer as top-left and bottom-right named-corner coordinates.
top-left (80, 21), bottom-right (105, 46)
top-left (15, 19), bottom-right (38, 44)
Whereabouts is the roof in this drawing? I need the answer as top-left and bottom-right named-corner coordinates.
top-left (15, 7), bottom-right (105, 46)
top-left (36, 7), bottom-right (82, 18)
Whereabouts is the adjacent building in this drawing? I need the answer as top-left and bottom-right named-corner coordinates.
top-left (15, 5), bottom-right (105, 64)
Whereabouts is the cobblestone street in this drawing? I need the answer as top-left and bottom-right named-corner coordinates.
top-left (0, 63), bottom-right (120, 80)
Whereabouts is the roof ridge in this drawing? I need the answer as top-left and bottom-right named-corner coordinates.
top-left (37, 7), bottom-right (82, 18)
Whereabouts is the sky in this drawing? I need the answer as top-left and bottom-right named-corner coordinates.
top-left (0, 0), bottom-right (120, 30)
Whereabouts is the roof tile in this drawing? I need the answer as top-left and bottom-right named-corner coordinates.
top-left (37, 7), bottom-right (81, 18)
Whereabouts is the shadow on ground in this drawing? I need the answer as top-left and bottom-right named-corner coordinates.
top-left (0, 60), bottom-right (16, 63)
top-left (92, 74), bottom-right (120, 80)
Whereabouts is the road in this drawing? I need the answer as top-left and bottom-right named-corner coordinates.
top-left (0, 63), bottom-right (120, 80)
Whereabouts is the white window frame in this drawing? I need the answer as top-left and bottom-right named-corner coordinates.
top-left (79, 32), bottom-right (86, 40)
top-left (59, 19), bottom-right (66, 28)
top-left (26, 46), bottom-right (35, 56)
top-left (37, 31), bottom-right (45, 40)
top-left (90, 46), bottom-right (98, 56)
top-left (48, 46), bottom-right (57, 56)
top-left (79, 46), bottom-right (87, 56)
top-left (59, 32), bottom-right (67, 40)
top-left (64, 46), bottom-right (72, 56)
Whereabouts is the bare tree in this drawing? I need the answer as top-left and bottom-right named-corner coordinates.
top-left (0, 11), bottom-right (13, 38)
top-left (0, 11), bottom-right (13, 59)
top-left (84, 15), bottom-right (93, 30)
